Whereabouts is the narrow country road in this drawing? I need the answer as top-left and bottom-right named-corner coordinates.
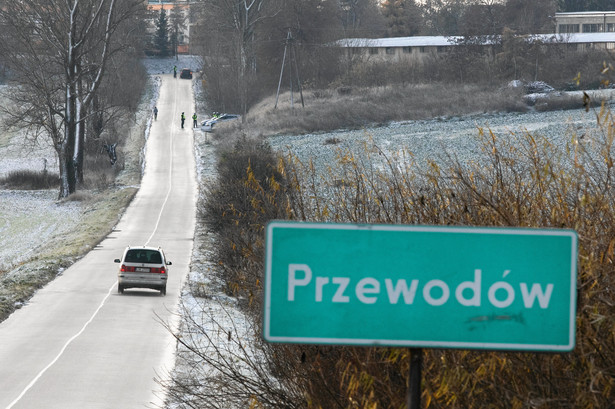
top-left (0, 74), bottom-right (197, 408)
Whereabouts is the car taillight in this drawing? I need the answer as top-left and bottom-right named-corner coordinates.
top-left (151, 266), bottom-right (166, 274)
top-left (120, 264), bottom-right (136, 272)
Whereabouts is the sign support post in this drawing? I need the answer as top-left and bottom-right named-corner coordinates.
top-left (407, 348), bottom-right (422, 409)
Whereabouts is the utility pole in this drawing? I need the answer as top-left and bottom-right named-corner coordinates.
top-left (275, 29), bottom-right (304, 109)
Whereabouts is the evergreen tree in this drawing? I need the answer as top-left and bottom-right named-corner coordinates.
top-left (381, 0), bottom-right (423, 36)
top-left (382, 0), bottom-right (406, 36)
top-left (154, 9), bottom-right (170, 57)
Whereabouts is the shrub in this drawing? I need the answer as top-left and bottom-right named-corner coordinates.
top-left (200, 136), bottom-right (289, 314)
top-left (82, 151), bottom-right (123, 190)
top-left (0, 169), bottom-right (59, 189)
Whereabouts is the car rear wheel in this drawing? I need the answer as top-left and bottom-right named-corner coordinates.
top-left (160, 286), bottom-right (166, 296)
top-left (118, 284), bottom-right (124, 294)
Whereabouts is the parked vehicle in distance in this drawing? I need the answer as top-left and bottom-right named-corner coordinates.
top-left (200, 113), bottom-right (241, 132)
top-left (180, 68), bottom-right (192, 79)
top-left (114, 246), bottom-right (171, 295)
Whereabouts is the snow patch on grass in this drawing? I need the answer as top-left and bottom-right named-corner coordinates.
top-left (0, 190), bottom-right (82, 269)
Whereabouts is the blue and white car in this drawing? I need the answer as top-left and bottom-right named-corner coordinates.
top-left (200, 113), bottom-right (241, 132)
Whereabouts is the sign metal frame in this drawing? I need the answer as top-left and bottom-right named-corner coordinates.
top-left (264, 222), bottom-right (578, 352)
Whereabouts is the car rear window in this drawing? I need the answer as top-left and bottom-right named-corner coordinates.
top-left (125, 249), bottom-right (163, 264)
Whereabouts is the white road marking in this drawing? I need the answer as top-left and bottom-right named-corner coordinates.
top-left (6, 282), bottom-right (116, 409)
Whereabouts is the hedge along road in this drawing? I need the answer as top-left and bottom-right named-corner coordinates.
top-left (0, 74), bottom-right (197, 409)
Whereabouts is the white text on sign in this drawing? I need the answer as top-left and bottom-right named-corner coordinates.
top-left (288, 264), bottom-right (554, 309)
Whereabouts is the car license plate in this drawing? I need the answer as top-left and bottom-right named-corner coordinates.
top-left (136, 267), bottom-right (150, 272)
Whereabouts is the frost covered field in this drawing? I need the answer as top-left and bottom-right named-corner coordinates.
top-left (0, 84), bottom-right (69, 272)
top-left (0, 121), bottom-right (80, 271)
top-left (267, 100), bottom-right (610, 172)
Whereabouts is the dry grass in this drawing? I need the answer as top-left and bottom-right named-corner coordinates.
top-left (215, 84), bottom-right (528, 139)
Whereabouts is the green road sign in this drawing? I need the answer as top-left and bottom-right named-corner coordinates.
top-left (264, 222), bottom-right (578, 351)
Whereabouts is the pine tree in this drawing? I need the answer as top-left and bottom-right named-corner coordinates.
top-left (154, 9), bottom-right (170, 57)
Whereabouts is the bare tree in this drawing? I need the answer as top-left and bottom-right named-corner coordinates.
top-left (339, 0), bottom-right (386, 37)
top-left (0, 0), bottom-right (146, 198)
top-left (459, 1), bottom-right (505, 36)
top-left (256, 0), bottom-right (345, 92)
top-left (193, 0), bottom-right (283, 116)
top-left (423, 0), bottom-right (470, 35)
top-left (169, 5), bottom-right (188, 60)
top-left (503, 0), bottom-right (557, 34)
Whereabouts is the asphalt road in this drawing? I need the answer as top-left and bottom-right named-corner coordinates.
top-left (0, 74), bottom-right (197, 408)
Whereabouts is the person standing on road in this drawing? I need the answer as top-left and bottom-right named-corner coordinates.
top-left (181, 112), bottom-right (185, 128)
top-left (173, 65), bottom-right (177, 78)
top-left (192, 113), bottom-right (198, 128)
top-left (153, 106), bottom-right (158, 120)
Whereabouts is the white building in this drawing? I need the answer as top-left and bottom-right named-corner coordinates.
top-left (336, 33), bottom-right (615, 64)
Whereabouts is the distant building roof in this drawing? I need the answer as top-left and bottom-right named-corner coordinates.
top-left (336, 33), bottom-right (615, 48)
top-left (531, 32), bottom-right (615, 43)
top-left (555, 11), bottom-right (615, 16)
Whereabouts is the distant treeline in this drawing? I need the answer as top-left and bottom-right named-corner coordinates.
top-left (184, 0), bottom-right (615, 114)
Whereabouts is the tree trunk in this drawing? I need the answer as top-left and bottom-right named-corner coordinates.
top-left (76, 100), bottom-right (85, 186)
top-left (63, 68), bottom-right (78, 197)
top-left (58, 141), bottom-right (70, 199)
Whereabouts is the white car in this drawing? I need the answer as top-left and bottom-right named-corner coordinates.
top-left (200, 113), bottom-right (241, 132)
top-left (114, 246), bottom-right (171, 295)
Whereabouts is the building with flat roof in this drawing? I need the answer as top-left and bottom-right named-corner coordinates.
top-left (336, 33), bottom-right (615, 64)
top-left (555, 11), bottom-right (615, 33)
